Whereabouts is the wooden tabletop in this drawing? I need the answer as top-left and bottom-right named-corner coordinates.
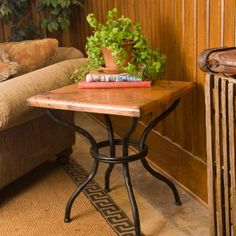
top-left (27, 80), bottom-right (195, 118)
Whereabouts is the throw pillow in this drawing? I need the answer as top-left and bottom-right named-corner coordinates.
top-left (0, 48), bottom-right (20, 82)
top-left (0, 38), bottom-right (58, 76)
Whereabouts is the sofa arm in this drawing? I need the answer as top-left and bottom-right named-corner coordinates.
top-left (0, 58), bottom-right (88, 130)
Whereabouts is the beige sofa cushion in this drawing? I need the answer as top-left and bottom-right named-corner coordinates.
top-left (0, 38), bottom-right (58, 76)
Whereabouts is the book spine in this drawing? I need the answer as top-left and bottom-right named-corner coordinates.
top-left (78, 81), bottom-right (152, 89)
top-left (85, 73), bottom-right (142, 82)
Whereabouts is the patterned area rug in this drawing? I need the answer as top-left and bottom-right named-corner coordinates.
top-left (0, 159), bottom-right (135, 236)
top-left (64, 159), bottom-right (136, 235)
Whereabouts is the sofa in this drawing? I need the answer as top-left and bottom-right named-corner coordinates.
top-left (0, 39), bottom-right (87, 189)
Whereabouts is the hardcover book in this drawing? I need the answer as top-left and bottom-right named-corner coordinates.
top-left (78, 81), bottom-right (152, 89)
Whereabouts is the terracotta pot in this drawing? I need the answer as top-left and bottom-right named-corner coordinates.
top-left (102, 41), bottom-right (133, 70)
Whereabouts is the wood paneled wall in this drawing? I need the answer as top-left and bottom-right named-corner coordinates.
top-left (1, 0), bottom-right (236, 202)
top-left (70, 0), bottom-right (236, 202)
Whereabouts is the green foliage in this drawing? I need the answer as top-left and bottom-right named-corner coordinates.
top-left (37, 0), bottom-right (83, 32)
top-left (0, 0), bottom-right (28, 22)
top-left (0, 0), bottom-right (83, 41)
top-left (9, 22), bottom-right (39, 41)
top-left (0, 0), bottom-right (39, 41)
top-left (71, 8), bottom-right (166, 82)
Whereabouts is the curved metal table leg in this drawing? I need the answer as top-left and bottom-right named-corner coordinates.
top-left (122, 117), bottom-right (140, 235)
top-left (47, 109), bottom-right (97, 149)
top-left (104, 115), bottom-right (116, 192)
top-left (64, 160), bottom-right (99, 222)
top-left (46, 109), bottom-right (100, 222)
top-left (123, 163), bottom-right (141, 236)
top-left (123, 117), bottom-right (139, 156)
top-left (104, 115), bottom-right (138, 192)
top-left (141, 158), bottom-right (181, 205)
top-left (104, 164), bottom-right (114, 192)
top-left (139, 99), bottom-right (182, 205)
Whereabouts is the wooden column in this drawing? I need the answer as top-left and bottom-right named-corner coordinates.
top-left (205, 74), bottom-right (236, 235)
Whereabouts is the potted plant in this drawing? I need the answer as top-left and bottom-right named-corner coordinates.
top-left (71, 8), bottom-right (166, 82)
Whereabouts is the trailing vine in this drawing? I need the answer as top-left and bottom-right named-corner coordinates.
top-left (0, 0), bottom-right (83, 41)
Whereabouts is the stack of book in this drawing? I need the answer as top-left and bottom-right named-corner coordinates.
top-left (78, 70), bottom-right (152, 89)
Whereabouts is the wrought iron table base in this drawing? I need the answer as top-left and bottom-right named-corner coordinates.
top-left (46, 99), bottom-right (182, 236)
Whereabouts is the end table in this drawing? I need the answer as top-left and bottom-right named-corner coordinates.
top-left (27, 80), bottom-right (194, 236)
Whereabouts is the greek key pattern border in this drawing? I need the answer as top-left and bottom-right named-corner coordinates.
top-left (64, 159), bottom-right (136, 236)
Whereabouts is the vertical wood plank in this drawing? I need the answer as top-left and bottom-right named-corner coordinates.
top-left (209, 0), bottom-right (222, 47)
top-left (205, 74), bottom-right (216, 236)
top-left (234, 1), bottom-right (236, 46)
top-left (220, 0), bottom-right (225, 46)
top-left (177, 0), bottom-right (196, 152)
top-left (156, 1), bottom-right (177, 140)
top-left (228, 82), bottom-right (236, 235)
top-left (214, 76), bottom-right (224, 235)
top-left (221, 78), bottom-right (231, 236)
top-left (223, 0), bottom-right (236, 46)
top-left (195, 0), bottom-right (207, 160)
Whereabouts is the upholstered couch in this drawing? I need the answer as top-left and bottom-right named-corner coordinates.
top-left (0, 39), bottom-right (87, 189)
